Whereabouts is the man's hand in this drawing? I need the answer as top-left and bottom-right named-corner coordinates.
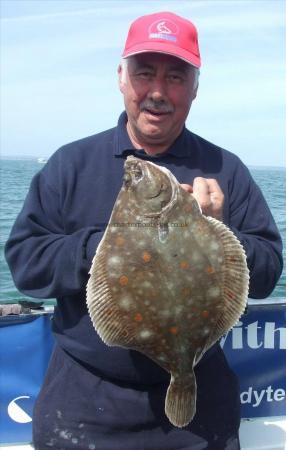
top-left (181, 177), bottom-right (224, 221)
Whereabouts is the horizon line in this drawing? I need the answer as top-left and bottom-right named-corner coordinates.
top-left (1, 155), bottom-right (285, 170)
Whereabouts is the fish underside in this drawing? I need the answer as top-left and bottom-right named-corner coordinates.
top-left (87, 156), bottom-right (249, 428)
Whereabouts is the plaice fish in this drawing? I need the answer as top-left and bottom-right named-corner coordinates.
top-left (86, 155), bottom-right (249, 428)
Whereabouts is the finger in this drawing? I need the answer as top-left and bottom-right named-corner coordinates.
top-left (180, 183), bottom-right (193, 193)
top-left (205, 178), bottom-right (224, 196)
top-left (205, 178), bottom-right (224, 220)
top-left (192, 177), bottom-right (212, 210)
top-left (193, 177), bottom-right (210, 195)
top-left (205, 179), bottom-right (224, 211)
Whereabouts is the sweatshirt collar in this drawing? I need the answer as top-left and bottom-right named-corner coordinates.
top-left (113, 111), bottom-right (191, 158)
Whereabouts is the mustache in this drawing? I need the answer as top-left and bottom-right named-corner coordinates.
top-left (140, 99), bottom-right (174, 114)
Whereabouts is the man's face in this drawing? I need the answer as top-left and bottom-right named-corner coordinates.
top-left (118, 53), bottom-right (198, 155)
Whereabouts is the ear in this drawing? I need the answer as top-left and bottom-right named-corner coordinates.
top-left (117, 64), bottom-right (124, 93)
top-left (192, 82), bottom-right (199, 101)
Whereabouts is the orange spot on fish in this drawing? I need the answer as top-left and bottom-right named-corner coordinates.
top-left (119, 275), bottom-right (128, 286)
top-left (134, 313), bottom-right (143, 322)
top-left (115, 236), bottom-right (125, 246)
top-left (180, 261), bottom-right (189, 269)
top-left (206, 266), bottom-right (215, 274)
top-left (142, 251), bottom-right (152, 263)
top-left (169, 326), bottom-right (179, 335)
top-left (202, 310), bottom-right (209, 318)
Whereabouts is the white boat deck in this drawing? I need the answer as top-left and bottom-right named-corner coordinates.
top-left (1, 418), bottom-right (285, 449)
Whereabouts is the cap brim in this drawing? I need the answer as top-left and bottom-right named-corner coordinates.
top-left (122, 42), bottom-right (201, 68)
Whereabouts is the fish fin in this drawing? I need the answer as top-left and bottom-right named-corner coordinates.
top-left (203, 216), bottom-right (249, 350)
top-left (165, 373), bottom-right (197, 428)
top-left (86, 251), bottom-right (137, 347)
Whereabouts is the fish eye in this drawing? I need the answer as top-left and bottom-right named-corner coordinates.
top-left (131, 166), bottom-right (143, 181)
top-left (133, 169), bottom-right (142, 180)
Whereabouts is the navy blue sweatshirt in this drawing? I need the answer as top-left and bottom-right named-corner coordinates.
top-left (5, 112), bottom-right (283, 384)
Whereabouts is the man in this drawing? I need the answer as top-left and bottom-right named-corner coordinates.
top-left (5, 11), bottom-right (283, 450)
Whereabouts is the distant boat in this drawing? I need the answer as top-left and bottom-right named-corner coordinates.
top-left (37, 158), bottom-right (48, 164)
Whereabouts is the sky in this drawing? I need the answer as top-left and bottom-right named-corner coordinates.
top-left (1, 0), bottom-right (286, 167)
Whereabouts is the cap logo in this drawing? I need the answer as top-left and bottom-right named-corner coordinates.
top-left (149, 19), bottom-right (178, 42)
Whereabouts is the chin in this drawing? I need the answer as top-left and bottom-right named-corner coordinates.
top-left (142, 125), bottom-right (167, 138)
top-left (143, 132), bottom-right (168, 144)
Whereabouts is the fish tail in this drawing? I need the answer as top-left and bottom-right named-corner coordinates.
top-left (165, 373), bottom-right (196, 428)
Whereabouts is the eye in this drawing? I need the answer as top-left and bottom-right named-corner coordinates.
top-left (167, 73), bottom-right (185, 84)
top-left (133, 169), bottom-right (142, 180)
top-left (137, 71), bottom-right (153, 80)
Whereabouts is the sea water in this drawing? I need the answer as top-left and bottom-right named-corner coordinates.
top-left (0, 159), bottom-right (285, 303)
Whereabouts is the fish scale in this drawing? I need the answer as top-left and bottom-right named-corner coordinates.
top-left (87, 155), bottom-right (249, 428)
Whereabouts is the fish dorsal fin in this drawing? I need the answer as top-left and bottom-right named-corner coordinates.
top-left (200, 216), bottom-right (249, 356)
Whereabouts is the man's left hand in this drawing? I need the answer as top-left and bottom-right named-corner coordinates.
top-left (181, 177), bottom-right (224, 221)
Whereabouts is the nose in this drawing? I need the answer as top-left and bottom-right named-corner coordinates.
top-left (148, 77), bottom-right (168, 102)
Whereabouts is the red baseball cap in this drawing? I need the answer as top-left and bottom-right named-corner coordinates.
top-left (122, 11), bottom-right (201, 68)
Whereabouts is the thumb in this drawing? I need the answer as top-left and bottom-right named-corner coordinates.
top-left (180, 183), bottom-right (193, 193)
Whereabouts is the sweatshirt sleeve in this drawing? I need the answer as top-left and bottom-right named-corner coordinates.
top-left (227, 161), bottom-right (283, 299)
top-left (5, 152), bottom-right (104, 299)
